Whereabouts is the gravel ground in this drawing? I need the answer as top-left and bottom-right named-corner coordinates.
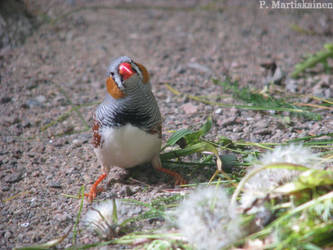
top-left (1, 0), bottom-right (332, 248)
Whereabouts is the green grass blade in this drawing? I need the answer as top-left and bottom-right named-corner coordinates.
top-left (72, 185), bottom-right (85, 245)
top-left (291, 43), bottom-right (333, 78)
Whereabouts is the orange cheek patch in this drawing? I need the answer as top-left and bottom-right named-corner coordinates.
top-left (106, 76), bottom-right (125, 99)
top-left (136, 62), bottom-right (150, 84)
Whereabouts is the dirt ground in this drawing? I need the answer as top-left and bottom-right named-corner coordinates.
top-left (1, 0), bottom-right (332, 248)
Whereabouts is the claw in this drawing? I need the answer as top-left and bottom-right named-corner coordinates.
top-left (174, 174), bottom-right (187, 186)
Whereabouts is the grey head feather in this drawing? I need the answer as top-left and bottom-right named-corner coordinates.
top-left (107, 56), bottom-right (132, 91)
top-left (107, 56), bottom-right (149, 92)
top-left (96, 57), bottom-right (161, 131)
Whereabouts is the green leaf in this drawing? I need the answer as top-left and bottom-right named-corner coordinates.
top-left (184, 116), bottom-right (212, 144)
top-left (275, 169), bottom-right (333, 194)
top-left (164, 117), bottom-right (213, 149)
top-left (161, 142), bottom-right (213, 160)
top-left (165, 128), bottom-right (194, 147)
top-left (198, 116), bottom-right (212, 136)
top-left (161, 141), bottom-right (222, 173)
top-left (112, 199), bottom-right (118, 224)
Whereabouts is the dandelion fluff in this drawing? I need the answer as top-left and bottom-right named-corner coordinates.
top-left (82, 199), bottom-right (141, 239)
top-left (241, 144), bottom-right (322, 209)
top-left (176, 186), bottom-right (242, 250)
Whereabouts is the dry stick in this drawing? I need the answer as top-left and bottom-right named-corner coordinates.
top-left (293, 102), bottom-right (333, 111)
top-left (308, 95), bottom-right (333, 105)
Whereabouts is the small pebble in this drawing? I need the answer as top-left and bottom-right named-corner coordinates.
top-left (55, 213), bottom-right (71, 222)
top-left (35, 95), bottom-right (46, 103)
top-left (182, 103), bottom-right (198, 115)
top-left (187, 62), bottom-right (212, 74)
top-left (21, 222), bottom-right (29, 228)
top-left (215, 108), bottom-right (223, 114)
top-left (49, 182), bottom-right (62, 189)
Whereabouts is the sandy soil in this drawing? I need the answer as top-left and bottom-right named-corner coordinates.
top-left (1, 0), bottom-right (332, 248)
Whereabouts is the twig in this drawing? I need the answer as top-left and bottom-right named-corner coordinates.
top-left (308, 95), bottom-right (333, 105)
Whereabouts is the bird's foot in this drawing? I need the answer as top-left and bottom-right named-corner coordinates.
top-left (152, 156), bottom-right (187, 186)
top-left (85, 173), bottom-right (107, 203)
top-left (84, 187), bottom-right (104, 202)
top-left (155, 167), bottom-right (187, 186)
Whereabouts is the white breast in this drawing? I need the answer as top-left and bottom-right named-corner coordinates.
top-left (94, 124), bottom-right (161, 171)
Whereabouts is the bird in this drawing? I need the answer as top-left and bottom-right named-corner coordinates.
top-left (87, 56), bottom-right (187, 202)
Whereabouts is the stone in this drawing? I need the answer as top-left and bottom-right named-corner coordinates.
top-left (182, 103), bottom-right (198, 114)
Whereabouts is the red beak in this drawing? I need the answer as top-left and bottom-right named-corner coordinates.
top-left (119, 62), bottom-right (135, 80)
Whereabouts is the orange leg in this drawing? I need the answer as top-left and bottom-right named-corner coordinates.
top-left (152, 156), bottom-right (187, 185)
top-left (85, 173), bottom-right (107, 203)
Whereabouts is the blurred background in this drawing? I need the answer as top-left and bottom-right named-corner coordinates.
top-left (1, 0), bottom-right (332, 248)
